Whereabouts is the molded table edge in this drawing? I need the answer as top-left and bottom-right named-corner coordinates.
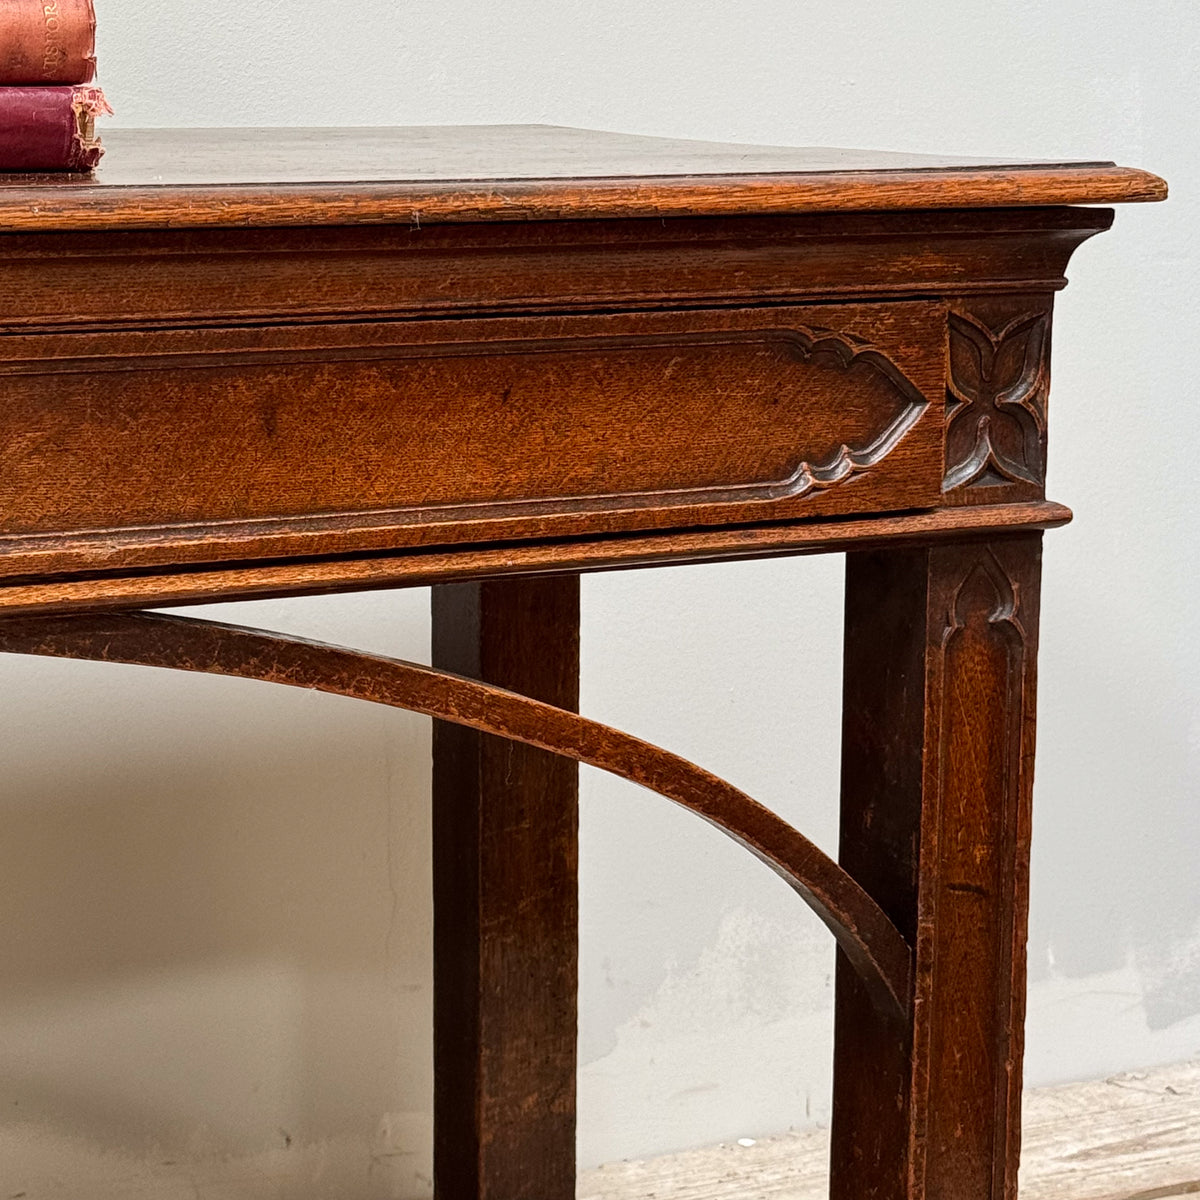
top-left (0, 501), bottom-right (1073, 617)
top-left (0, 167), bottom-right (1167, 232)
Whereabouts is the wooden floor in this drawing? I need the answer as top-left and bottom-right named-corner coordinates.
top-left (579, 1060), bottom-right (1200, 1200)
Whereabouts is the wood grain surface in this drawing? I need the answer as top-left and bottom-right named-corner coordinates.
top-left (0, 125), bottom-right (1165, 231)
top-left (833, 534), bottom-right (1043, 1200)
top-left (0, 209), bottom-right (1111, 332)
top-left (432, 577), bottom-right (581, 1200)
top-left (0, 122), bottom-right (1168, 1200)
top-left (579, 1061), bottom-right (1200, 1200)
top-left (0, 202), bottom-right (1110, 598)
top-left (0, 303), bottom-right (946, 568)
top-left (0, 501), bottom-right (1073, 617)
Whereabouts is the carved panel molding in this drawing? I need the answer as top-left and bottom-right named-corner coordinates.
top-left (921, 535), bottom-right (1042, 1198)
top-left (942, 546), bottom-right (1030, 649)
top-left (0, 302), bottom-right (945, 579)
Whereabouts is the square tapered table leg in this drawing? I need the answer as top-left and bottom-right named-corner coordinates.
top-left (833, 535), bottom-right (1042, 1200)
top-left (432, 576), bottom-right (581, 1199)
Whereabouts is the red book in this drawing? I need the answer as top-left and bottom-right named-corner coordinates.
top-left (0, 0), bottom-right (96, 84)
top-left (0, 85), bottom-right (108, 170)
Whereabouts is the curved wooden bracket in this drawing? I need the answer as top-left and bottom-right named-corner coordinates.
top-left (0, 610), bottom-right (913, 1019)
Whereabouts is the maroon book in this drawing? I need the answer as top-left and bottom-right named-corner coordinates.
top-left (0, 85), bottom-right (108, 170)
top-left (0, 0), bottom-right (96, 84)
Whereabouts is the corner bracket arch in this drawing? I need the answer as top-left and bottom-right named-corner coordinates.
top-left (0, 610), bottom-right (913, 1019)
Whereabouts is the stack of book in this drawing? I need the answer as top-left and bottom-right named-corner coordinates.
top-left (0, 0), bottom-right (109, 171)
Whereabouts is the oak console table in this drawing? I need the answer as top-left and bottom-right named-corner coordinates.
top-left (0, 126), bottom-right (1166, 1200)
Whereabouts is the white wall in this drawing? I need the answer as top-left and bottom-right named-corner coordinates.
top-left (2, 1), bottom-right (1197, 1196)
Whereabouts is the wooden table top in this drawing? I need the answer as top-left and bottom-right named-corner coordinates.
top-left (0, 125), bottom-right (1166, 231)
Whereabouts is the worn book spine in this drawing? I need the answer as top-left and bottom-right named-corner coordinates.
top-left (0, 0), bottom-right (96, 84)
top-left (0, 85), bottom-right (108, 170)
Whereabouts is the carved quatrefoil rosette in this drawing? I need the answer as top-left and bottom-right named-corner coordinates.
top-left (944, 309), bottom-right (1051, 495)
